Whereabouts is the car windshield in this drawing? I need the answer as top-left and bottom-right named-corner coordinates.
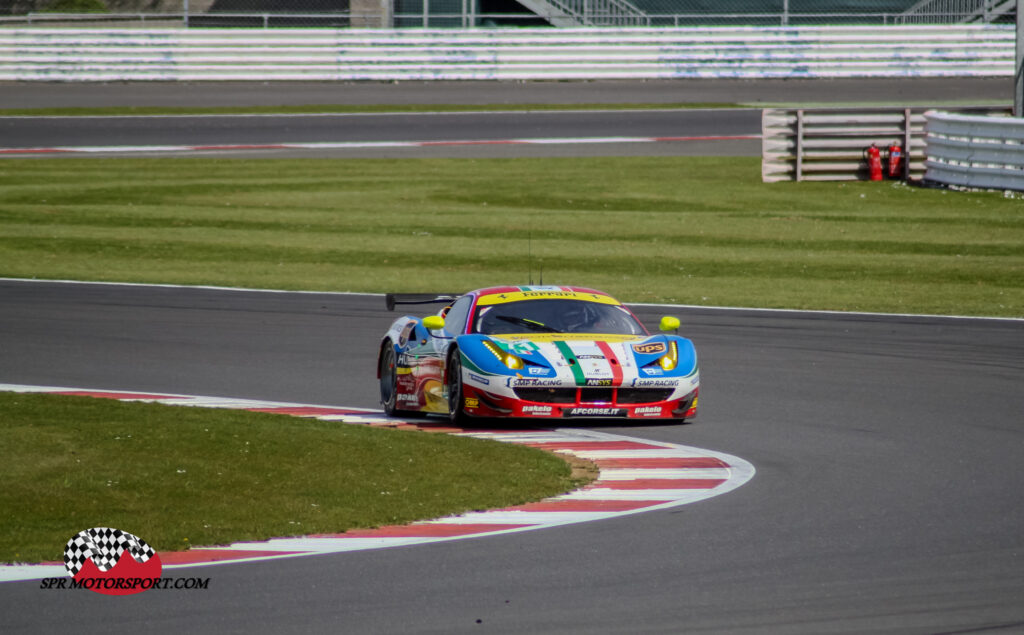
top-left (472, 299), bottom-right (646, 336)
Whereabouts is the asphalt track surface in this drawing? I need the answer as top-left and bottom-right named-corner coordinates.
top-left (0, 109), bottom-right (761, 158)
top-left (1, 279), bottom-right (1023, 634)
top-left (0, 77), bottom-right (1012, 159)
top-left (1, 78), bottom-right (1013, 108)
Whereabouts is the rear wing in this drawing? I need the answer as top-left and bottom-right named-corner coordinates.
top-left (385, 293), bottom-right (461, 312)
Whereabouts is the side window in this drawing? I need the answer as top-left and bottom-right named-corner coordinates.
top-left (442, 295), bottom-right (473, 336)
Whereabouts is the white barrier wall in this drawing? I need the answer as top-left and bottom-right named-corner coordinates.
top-left (925, 111), bottom-right (1024, 192)
top-left (0, 25), bottom-right (1014, 81)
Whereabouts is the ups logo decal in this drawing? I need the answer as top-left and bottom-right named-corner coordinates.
top-left (632, 342), bottom-right (666, 355)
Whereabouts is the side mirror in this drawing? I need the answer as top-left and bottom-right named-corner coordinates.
top-left (422, 315), bottom-right (445, 332)
top-left (659, 316), bottom-right (680, 333)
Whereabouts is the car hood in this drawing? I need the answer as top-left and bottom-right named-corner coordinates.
top-left (460, 332), bottom-right (697, 387)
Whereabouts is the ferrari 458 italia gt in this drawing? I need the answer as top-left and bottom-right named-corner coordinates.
top-left (377, 286), bottom-right (698, 424)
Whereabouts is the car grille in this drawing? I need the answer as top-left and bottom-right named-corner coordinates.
top-left (513, 387), bottom-right (674, 405)
top-left (513, 388), bottom-right (577, 403)
top-left (615, 388), bottom-right (674, 404)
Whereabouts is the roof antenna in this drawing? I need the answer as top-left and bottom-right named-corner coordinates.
top-left (528, 228), bottom-right (533, 285)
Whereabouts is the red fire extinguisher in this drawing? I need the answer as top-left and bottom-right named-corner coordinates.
top-left (864, 144), bottom-right (883, 181)
top-left (887, 143), bottom-right (903, 180)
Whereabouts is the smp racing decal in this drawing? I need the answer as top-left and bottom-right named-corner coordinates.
top-left (40, 527), bottom-right (209, 595)
top-left (632, 378), bottom-right (681, 388)
top-left (510, 378), bottom-right (562, 388)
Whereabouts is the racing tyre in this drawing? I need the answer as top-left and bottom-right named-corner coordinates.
top-left (446, 349), bottom-right (468, 426)
top-left (379, 344), bottom-right (398, 416)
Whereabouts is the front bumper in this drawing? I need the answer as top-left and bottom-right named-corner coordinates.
top-left (462, 385), bottom-right (698, 421)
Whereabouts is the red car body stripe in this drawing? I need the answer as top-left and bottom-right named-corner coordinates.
top-left (595, 341), bottom-right (624, 384)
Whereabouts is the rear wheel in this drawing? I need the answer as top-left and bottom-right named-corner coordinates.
top-left (379, 345), bottom-right (398, 416)
top-left (446, 350), bottom-right (467, 426)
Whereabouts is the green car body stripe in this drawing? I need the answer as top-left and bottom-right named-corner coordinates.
top-left (554, 340), bottom-right (586, 386)
top-left (460, 351), bottom-right (487, 376)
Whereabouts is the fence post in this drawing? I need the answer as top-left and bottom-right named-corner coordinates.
top-left (1016, 0), bottom-right (1023, 116)
top-left (903, 108), bottom-right (913, 180)
top-left (795, 109), bottom-right (804, 181)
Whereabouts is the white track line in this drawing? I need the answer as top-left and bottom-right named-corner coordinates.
top-left (3, 276), bottom-right (1018, 322)
top-left (0, 134), bottom-right (760, 156)
top-left (0, 108), bottom-right (755, 121)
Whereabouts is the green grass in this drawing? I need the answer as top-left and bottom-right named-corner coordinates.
top-left (0, 103), bottom-right (743, 117)
top-left (0, 156), bottom-right (1021, 316)
top-left (0, 392), bottom-right (585, 564)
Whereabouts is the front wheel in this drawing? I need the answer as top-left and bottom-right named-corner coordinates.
top-left (446, 350), bottom-right (468, 426)
top-left (379, 345), bottom-right (398, 416)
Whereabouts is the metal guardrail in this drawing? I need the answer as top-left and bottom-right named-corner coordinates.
top-left (762, 106), bottom-right (1012, 182)
top-left (762, 108), bottom-right (928, 182)
top-left (925, 111), bottom-right (1024, 191)
top-left (0, 13), bottom-right (183, 25)
top-left (2, 9), bottom-right (1016, 28)
top-left (0, 25), bottom-right (1014, 82)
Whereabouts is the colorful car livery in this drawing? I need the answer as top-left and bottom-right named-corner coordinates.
top-left (377, 286), bottom-right (699, 424)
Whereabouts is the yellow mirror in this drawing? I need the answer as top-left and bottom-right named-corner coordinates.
top-left (659, 316), bottom-right (680, 333)
top-left (422, 315), bottom-right (445, 331)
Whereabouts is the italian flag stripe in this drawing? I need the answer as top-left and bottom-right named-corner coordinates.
top-left (595, 341), bottom-right (624, 384)
top-left (554, 340), bottom-right (586, 386)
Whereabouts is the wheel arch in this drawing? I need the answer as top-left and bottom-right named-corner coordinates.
top-left (444, 343), bottom-right (460, 386)
top-left (377, 337), bottom-right (395, 380)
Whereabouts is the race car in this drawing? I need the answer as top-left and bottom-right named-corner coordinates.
top-left (377, 286), bottom-right (698, 424)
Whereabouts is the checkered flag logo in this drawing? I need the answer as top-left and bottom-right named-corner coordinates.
top-left (64, 527), bottom-right (156, 577)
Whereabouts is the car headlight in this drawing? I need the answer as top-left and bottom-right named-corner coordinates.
top-left (658, 340), bottom-right (678, 371)
top-left (483, 340), bottom-right (524, 370)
